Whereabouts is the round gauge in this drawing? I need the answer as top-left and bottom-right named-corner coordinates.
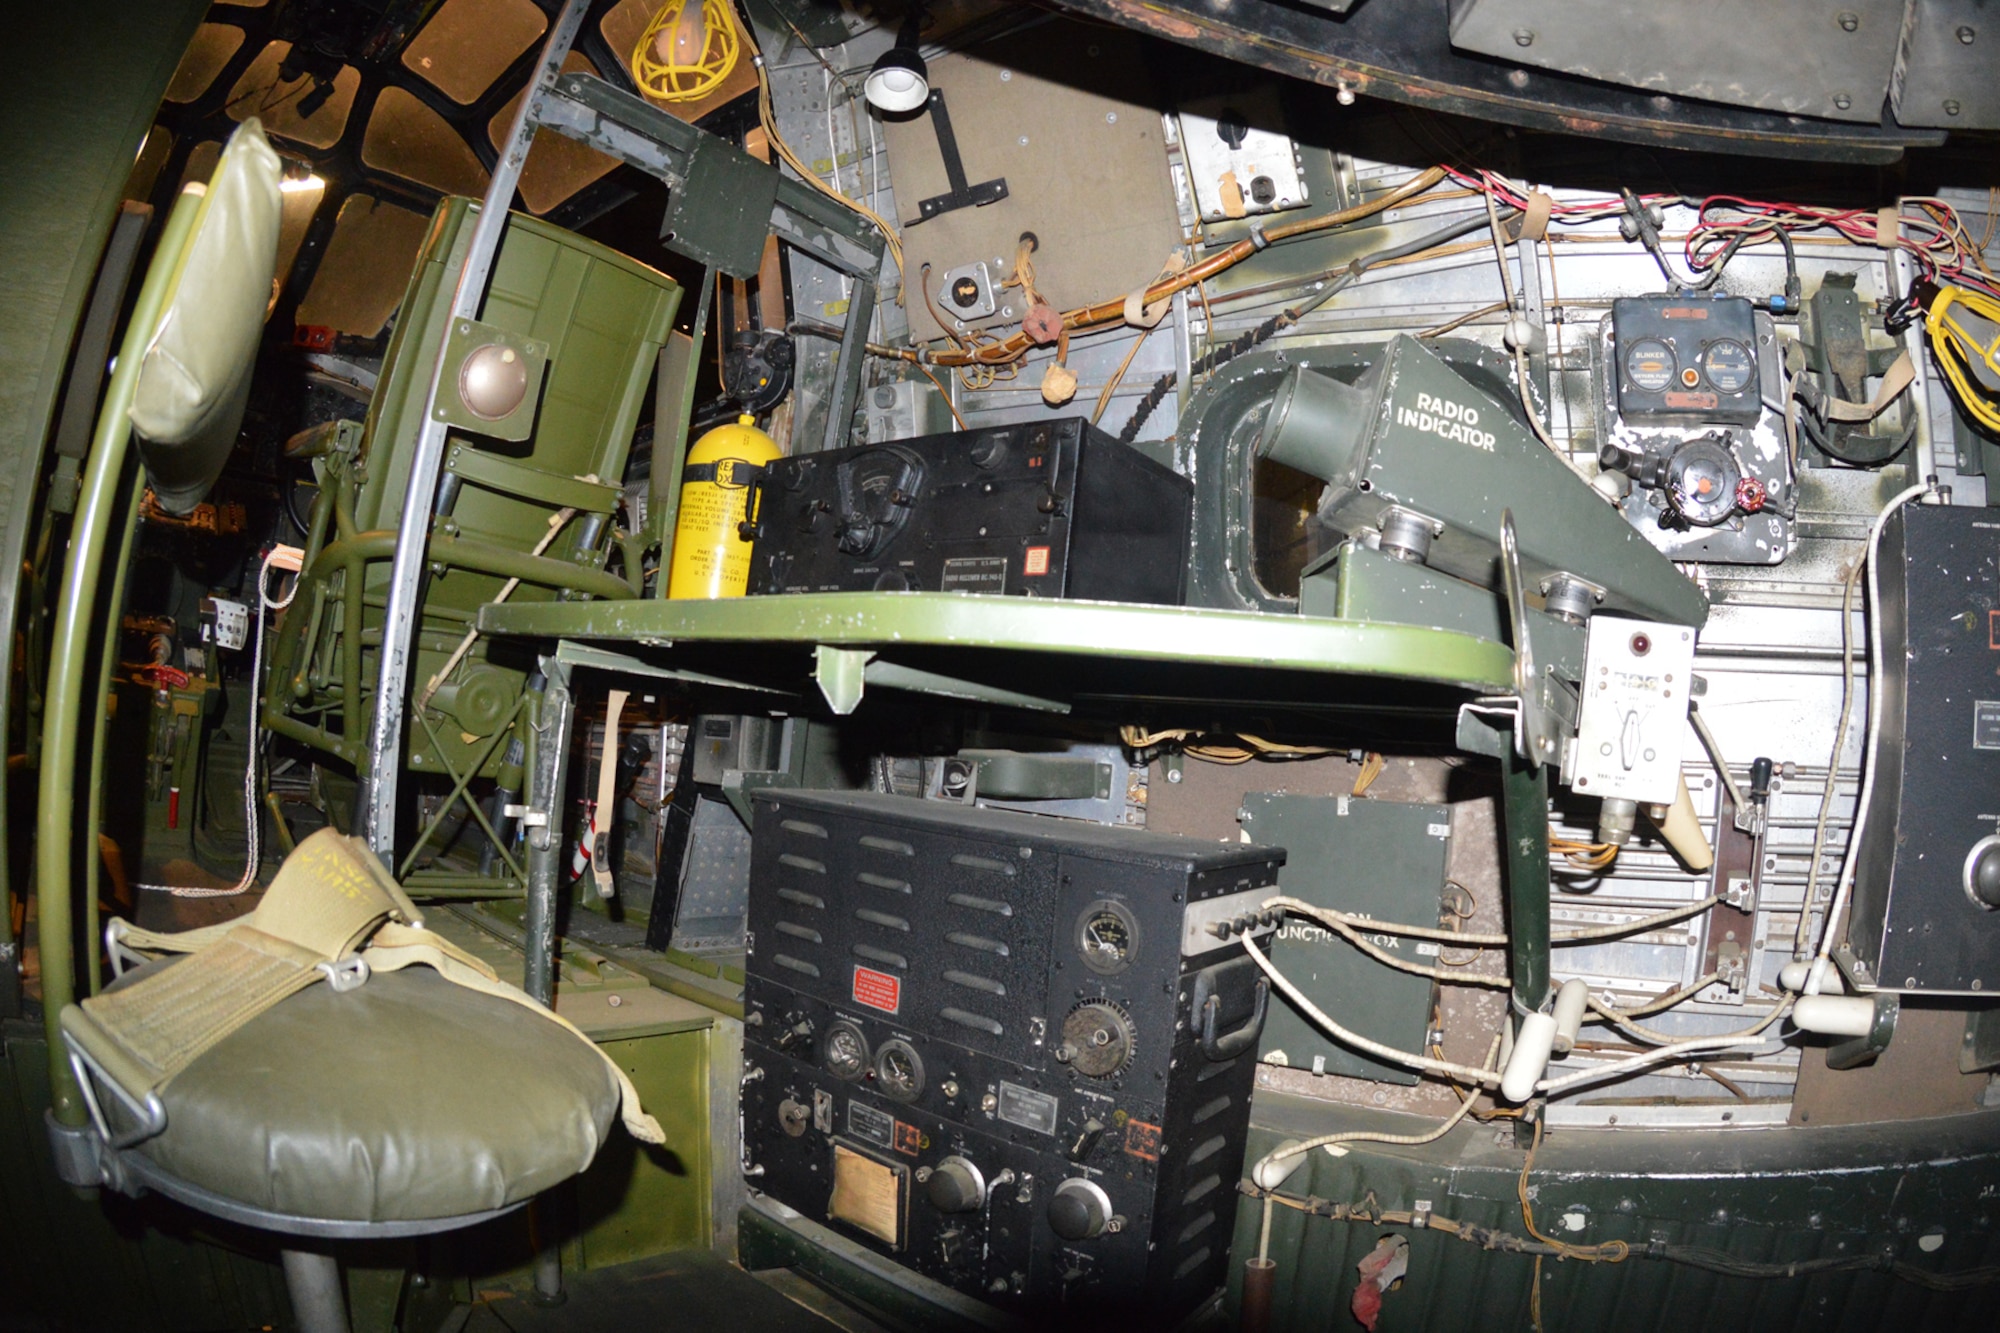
top-left (873, 1038), bottom-right (925, 1103)
top-left (1075, 900), bottom-right (1141, 977)
top-left (1623, 337), bottom-right (1676, 393)
top-left (822, 1019), bottom-right (870, 1081)
top-left (1665, 436), bottom-right (1743, 527)
top-left (1699, 339), bottom-right (1755, 394)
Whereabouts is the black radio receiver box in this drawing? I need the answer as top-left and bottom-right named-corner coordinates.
top-left (744, 418), bottom-right (1192, 604)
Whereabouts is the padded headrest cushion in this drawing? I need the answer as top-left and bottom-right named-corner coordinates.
top-left (129, 117), bottom-right (282, 515)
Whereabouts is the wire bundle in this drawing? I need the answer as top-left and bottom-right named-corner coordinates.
top-left (1118, 725), bottom-right (1340, 765)
top-left (1685, 194), bottom-right (1999, 296)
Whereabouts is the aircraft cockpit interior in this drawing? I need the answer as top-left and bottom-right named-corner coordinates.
top-left (5, 1), bottom-right (2000, 1329)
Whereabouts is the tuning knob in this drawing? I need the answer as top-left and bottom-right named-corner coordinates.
top-left (925, 1157), bottom-right (987, 1213)
top-left (1967, 836), bottom-right (2000, 909)
top-left (1047, 1178), bottom-right (1113, 1241)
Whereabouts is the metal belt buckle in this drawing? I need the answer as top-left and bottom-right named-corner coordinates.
top-left (316, 953), bottom-right (372, 993)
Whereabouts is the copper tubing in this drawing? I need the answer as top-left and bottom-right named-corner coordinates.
top-left (1241, 1256), bottom-right (1278, 1333)
top-left (908, 168), bottom-right (1449, 368)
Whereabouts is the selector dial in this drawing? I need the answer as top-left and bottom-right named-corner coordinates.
top-left (1058, 1001), bottom-right (1137, 1078)
top-left (1047, 1178), bottom-right (1114, 1242)
top-left (1965, 836), bottom-right (2000, 909)
top-left (925, 1156), bottom-right (988, 1213)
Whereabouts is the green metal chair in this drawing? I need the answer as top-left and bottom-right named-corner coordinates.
top-left (39, 128), bottom-right (663, 1333)
top-left (264, 197), bottom-right (680, 893)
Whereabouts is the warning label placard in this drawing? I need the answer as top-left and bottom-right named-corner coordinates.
top-left (852, 965), bottom-right (902, 1014)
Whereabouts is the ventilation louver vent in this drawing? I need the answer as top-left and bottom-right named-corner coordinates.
top-left (747, 802), bottom-right (1057, 1061)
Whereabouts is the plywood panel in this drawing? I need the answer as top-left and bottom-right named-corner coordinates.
top-left (402, 0), bottom-right (548, 105)
top-left (881, 22), bottom-right (1181, 345)
top-left (363, 86), bottom-right (490, 196)
top-left (294, 194), bottom-right (429, 336)
top-left (224, 41), bottom-right (360, 149)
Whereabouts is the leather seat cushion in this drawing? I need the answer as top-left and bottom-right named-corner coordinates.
top-left (132, 967), bottom-right (617, 1223)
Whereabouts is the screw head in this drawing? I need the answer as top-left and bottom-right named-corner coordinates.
top-left (1958, 25), bottom-right (1976, 43)
top-left (1105, 111), bottom-right (1117, 124)
top-left (1945, 99), bottom-right (1963, 116)
top-left (1837, 10), bottom-right (1859, 31)
top-left (1512, 27), bottom-right (1535, 46)
top-left (1833, 93), bottom-right (1853, 111)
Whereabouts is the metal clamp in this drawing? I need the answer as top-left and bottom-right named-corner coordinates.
top-left (315, 954), bottom-right (371, 993)
top-left (104, 919), bottom-right (149, 981)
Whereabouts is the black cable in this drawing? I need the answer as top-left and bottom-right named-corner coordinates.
top-left (1775, 226), bottom-right (1801, 304)
top-left (1685, 231), bottom-right (1748, 292)
top-left (1119, 211), bottom-right (1515, 444)
top-left (283, 479), bottom-right (315, 540)
top-left (1651, 1243), bottom-right (2000, 1292)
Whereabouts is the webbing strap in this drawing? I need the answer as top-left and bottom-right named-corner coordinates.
top-left (1822, 350), bottom-right (1916, 422)
top-left (79, 833), bottom-right (412, 1091)
top-left (75, 829), bottom-right (662, 1145)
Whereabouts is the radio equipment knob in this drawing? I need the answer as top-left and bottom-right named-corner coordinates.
top-left (1047, 1178), bottom-right (1113, 1241)
top-left (925, 1156), bottom-right (987, 1212)
top-left (1060, 1002), bottom-right (1136, 1078)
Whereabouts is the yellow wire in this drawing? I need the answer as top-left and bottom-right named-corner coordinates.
top-left (1928, 283), bottom-right (2000, 433)
top-left (630, 0), bottom-right (740, 104)
top-left (745, 31), bottom-right (906, 288)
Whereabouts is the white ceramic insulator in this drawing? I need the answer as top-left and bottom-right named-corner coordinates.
top-left (1550, 978), bottom-right (1590, 1056)
top-left (1503, 315), bottom-right (1546, 354)
top-left (1793, 994), bottom-right (1877, 1037)
top-left (1778, 959), bottom-right (1840, 994)
top-left (1253, 1141), bottom-right (1309, 1191)
top-left (1501, 1011), bottom-right (1559, 1103)
top-left (1649, 775), bottom-right (1714, 872)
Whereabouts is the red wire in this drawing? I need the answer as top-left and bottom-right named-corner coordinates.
top-left (1442, 168), bottom-right (1992, 295)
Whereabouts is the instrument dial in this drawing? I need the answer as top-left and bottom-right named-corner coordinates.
top-left (873, 1038), bottom-right (926, 1102)
top-left (1665, 436), bottom-right (1744, 527)
top-left (1699, 339), bottom-right (1755, 394)
top-left (1060, 1001), bottom-right (1137, 1078)
top-left (1624, 337), bottom-right (1677, 393)
top-left (1075, 900), bottom-right (1141, 976)
top-left (822, 1019), bottom-right (870, 1081)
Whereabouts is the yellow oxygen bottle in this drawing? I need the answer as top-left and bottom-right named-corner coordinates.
top-left (667, 414), bottom-right (781, 598)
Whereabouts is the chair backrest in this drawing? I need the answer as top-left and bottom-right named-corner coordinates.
top-left (263, 199), bottom-right (679, 796)
top-left (354, 197), bottom-right (681, 617)
top-left (129, 118), bottom-right (283, 516)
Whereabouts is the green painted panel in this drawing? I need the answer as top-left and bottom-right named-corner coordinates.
top-left (1244, 793), bottom-right (1448, 1085)
top-left (476, 592), bottom-right (1517, 694)
top-left (1226, 1105), bottom-right (2000, 1331)
top-left (577, 1028), bottom-right (714, 1270)
top-left (1302, 542), bottom-right (1587, 682)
